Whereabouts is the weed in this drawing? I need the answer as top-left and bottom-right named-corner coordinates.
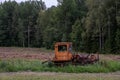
top-left (0, 59), bottom-right (120, 73)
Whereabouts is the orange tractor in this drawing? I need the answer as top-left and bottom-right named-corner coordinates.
top-left (44, 42), bottom-right (99, 66)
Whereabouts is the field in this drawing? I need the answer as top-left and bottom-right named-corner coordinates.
top-left (0, 47), bottom-right (120, 61)
top-left (0, 47), bottom-right (120, 80)
top-left (0, 47), bottom-right (54, 60)
top-left (0, 72), bottom-right (120, 80)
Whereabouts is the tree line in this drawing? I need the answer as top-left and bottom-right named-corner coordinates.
top-left (0, 0), bottom-right (120, 54)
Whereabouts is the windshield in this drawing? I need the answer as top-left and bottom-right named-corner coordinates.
top-left (58, 45), bottom-right (67, 52)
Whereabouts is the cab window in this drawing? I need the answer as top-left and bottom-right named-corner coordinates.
top-left (58, 45), bottom-right (67, 52)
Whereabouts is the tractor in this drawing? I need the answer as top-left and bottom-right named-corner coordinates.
top-left (44, 42), bottom-right (99, 66)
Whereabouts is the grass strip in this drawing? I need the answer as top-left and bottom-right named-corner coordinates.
top-left (0, 59), bottom-right (120, 73)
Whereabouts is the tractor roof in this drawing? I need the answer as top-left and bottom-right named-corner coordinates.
top-left (55, 42), bottom-right (72, 46)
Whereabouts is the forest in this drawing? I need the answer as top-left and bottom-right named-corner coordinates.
top-left (0, 0), bottom-right (120, 54)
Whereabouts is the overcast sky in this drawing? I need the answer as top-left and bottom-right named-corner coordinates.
top-left (0, 0), bottom-right (58, 8)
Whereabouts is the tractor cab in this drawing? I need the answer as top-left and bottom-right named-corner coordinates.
top-left (53, 42), bottom-right (73, 62)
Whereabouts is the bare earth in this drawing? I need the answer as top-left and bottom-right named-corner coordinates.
top-left (0, 47), bottom-right (120, 61)
top-left (0, 47), bottom-right (54, 61)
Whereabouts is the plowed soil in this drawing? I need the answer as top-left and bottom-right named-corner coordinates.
top-left (0, 47), bottom-right (54, 61)
top-left (0, 47), bottom-right (120, 61)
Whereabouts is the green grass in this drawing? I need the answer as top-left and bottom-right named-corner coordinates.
top-left (0, 59), bottom-right (120, 73)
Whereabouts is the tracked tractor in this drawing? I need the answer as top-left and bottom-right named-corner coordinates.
top-left (44, 42), bottom-right (99, 66)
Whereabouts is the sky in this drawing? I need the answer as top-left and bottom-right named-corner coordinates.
top-left (0, 0), bottom-right (58, 8)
